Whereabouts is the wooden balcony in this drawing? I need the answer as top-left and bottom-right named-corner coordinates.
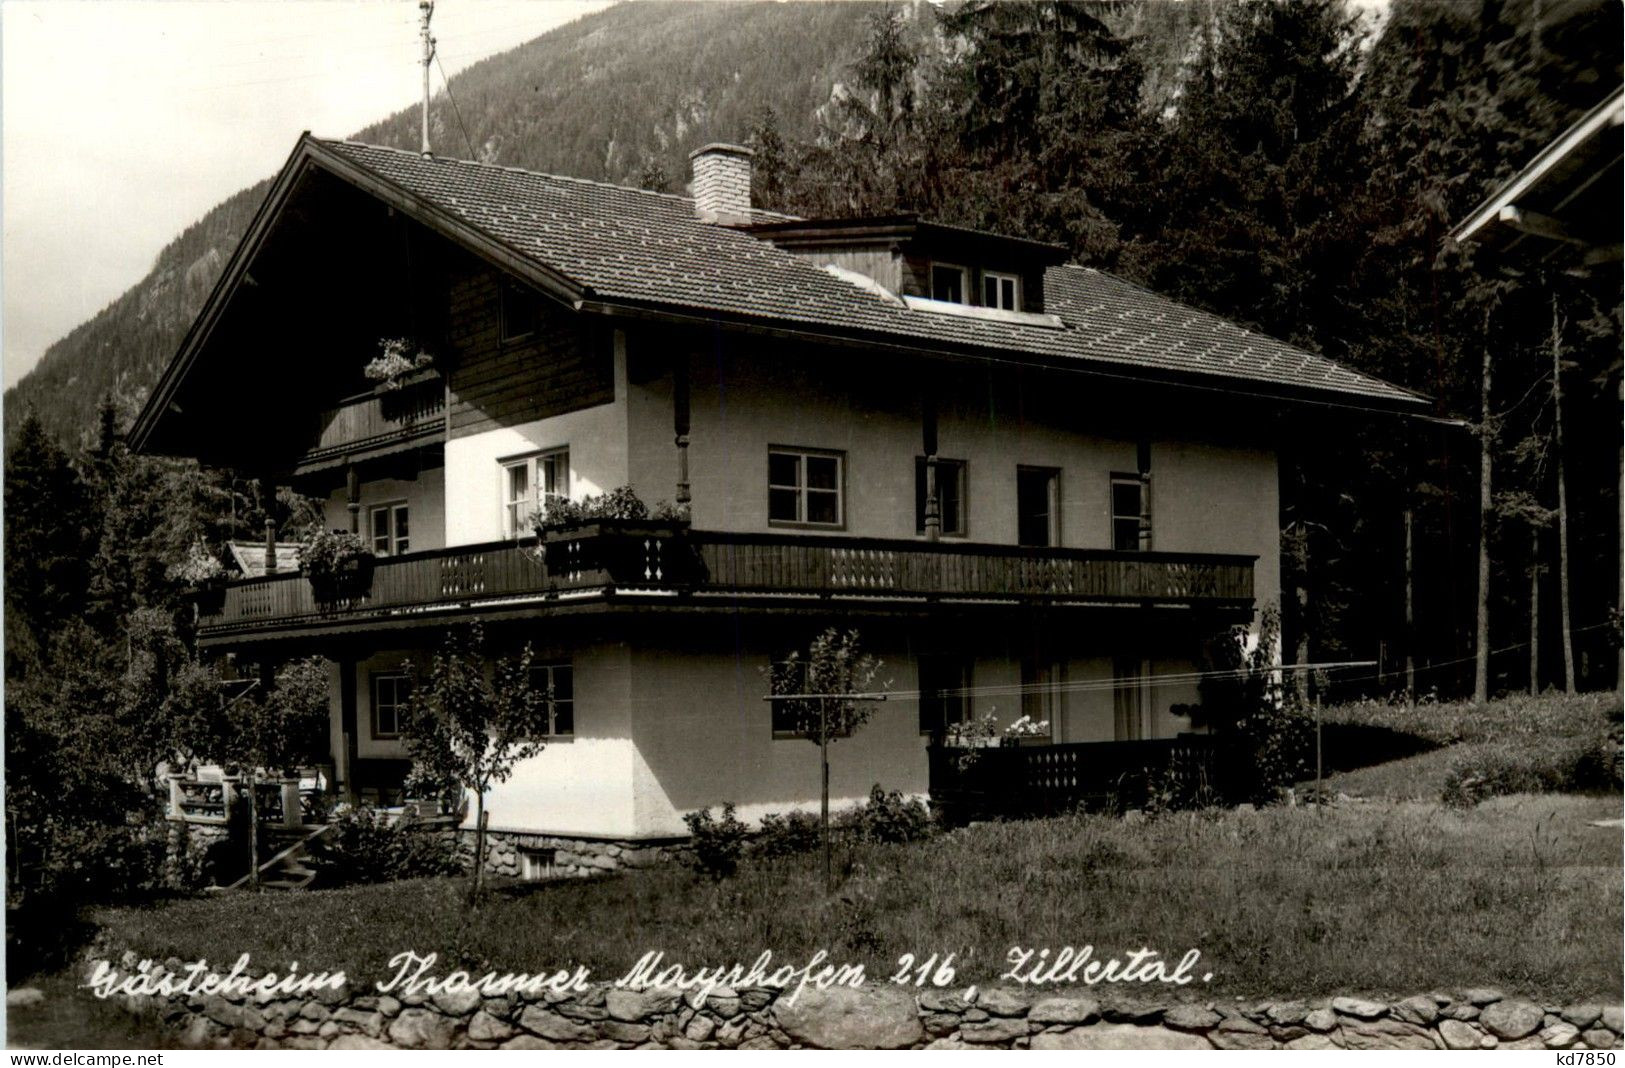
top-left (197, 524), bottom-right (1255, 642)
top-left (295, 372), bottom-right (445, 473)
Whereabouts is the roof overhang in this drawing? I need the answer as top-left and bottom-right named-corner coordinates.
top-left (129, 134), bottom-right (594, 455)
top-left (1451, 87), bottom-right (1624, 265)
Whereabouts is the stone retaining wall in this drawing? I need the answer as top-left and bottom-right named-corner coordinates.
top-left (87, 950), bottom-right (1623, 1051)
top-left (458, 831), bottom-right (691, 880)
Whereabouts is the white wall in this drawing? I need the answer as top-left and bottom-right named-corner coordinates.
top-left (322, 467), bottom-right (446, 553)
top-left (441, 333), bottom-right (630, 546)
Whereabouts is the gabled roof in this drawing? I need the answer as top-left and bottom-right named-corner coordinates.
top-left (318, 138), bottom-right (1423, 409)
top-left (132, 134), bottom-right (1426, 451)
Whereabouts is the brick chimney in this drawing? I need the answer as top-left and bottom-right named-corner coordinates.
top-left (689, 143), bottom-right (754, 224)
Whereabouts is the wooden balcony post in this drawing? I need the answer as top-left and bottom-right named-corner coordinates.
top-left (1136, 439), bottom-right (1152, 551)
top-left (673, 356), bottom-right (691, 507)
top-left (922, 392), bottom-right (940, 542)
top-left (346, 462), bottom-right (361, 536)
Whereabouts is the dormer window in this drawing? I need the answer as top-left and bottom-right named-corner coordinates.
top-left (983, 271), bottom-right (1020, 311)
top-left (930, 263), bottom-right (969, 304)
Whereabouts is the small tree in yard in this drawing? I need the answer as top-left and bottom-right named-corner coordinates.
top-left (763, 628), bottom-right (886, 891)
top-left (399, 623), bottom-right (552, 900)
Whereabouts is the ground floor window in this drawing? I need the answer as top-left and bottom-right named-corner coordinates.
top-left (529, 662), bottom-right (574, 737)
top-left (1112, 657), bottom-right (1149, 741)
top-left (1018, 657), bottom-right (1062, 736)
top-left (371, 672), bottom-right (410, 739)
top-left (918, 655), bottom-right (972, 735)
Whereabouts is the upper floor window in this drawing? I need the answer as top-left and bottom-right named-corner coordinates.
top-left (372, 672), bottom-right (410, 739)
top-left (501, 283), bottom-right (537, 342)
top-left (528, 662), bottom-right (575, 737)
top-left (1111, 474), bottom-right (1148, 551)
top-left (370, 502), bottom-right (410, 556)
top-left (1016, 466), bottom-right (1060, 547)
top-left (982, 271), bottom-right (1020, 311)
top-left (503, 447), bottom-right (570, 536)
top-left (930, 263), bottom-right (969, 304)
top-left (768, 447), bottom-right (844, 528)
top-left (915, 457), bottom-right (967, 537)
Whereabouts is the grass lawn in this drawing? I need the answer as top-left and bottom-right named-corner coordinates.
top-left (1311, 691), bottom-right (1619, 800)
top-left (93, 793), bottom-right (1622, 1002)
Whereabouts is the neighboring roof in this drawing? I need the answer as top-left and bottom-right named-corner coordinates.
top-left (1452, 86), bottom-right (1624, 264)
top-left (228, 542), bottom-right (303, 578)
top-left (313, 138), bottom-right (1424, 410)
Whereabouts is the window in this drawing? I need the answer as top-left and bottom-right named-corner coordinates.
top-left (372, 673), bottom-right (410, 739)
top-left (529, 662), bottom-right (574, 737)
top-left (767, 656), bottom-right (856, 738)
top-left (915, 457), bottom-right (967, 536)
top-left (982, 271), bottom-right (1020, 311)
top-left (1111, 474), bottom-right (1147, 551)
top-left (1016, 466), bottom-right (1060, 547)
top-left (502, 448), bottom-right (570, 536)
top-left (369, 502), bottom-right (409, 556)
top-left (1112, 658), bottom-right (1148, 741)
top-left (1019, 657), bottom-right (1061, 737)
top-left (919, 655), bottom-right (972, 736)
top-left (768, 447), bottom-right (844, 527)
top-left (500, 283), bottom-right (537, 342)
top-left (930, 263), bottom-right (968, 304)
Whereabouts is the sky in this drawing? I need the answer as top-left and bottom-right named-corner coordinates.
top-left (1, 0), bottom-right (609, 390)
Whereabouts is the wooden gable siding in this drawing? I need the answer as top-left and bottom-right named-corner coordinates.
top-left (443, 265), bottom-right (613, 439)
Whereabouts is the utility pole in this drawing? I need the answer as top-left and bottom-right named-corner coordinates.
top-left (419, 1), bottom-right (436, 156)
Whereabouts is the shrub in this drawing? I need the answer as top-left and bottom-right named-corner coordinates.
top-left (839, 785), bottom-right (934, 844)
top-left (683, 803), bottom-right (749, 878)
top-left (754, 810), bottom-right (821, 858)
top-left (310, 806), bottom-right (463, 887)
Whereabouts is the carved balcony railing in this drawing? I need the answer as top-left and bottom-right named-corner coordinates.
top-left (926, 735), bottom-right (1232, 823)
top-left (296, 372), bottom-right (445, 472)
top-left (197, 525), bottom-right (1255, 640)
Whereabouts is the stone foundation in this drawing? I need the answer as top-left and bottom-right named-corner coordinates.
top-left (458, 830), bottom-right (690, 881)
top-left (84, 949), bottom-right (1624, 1051)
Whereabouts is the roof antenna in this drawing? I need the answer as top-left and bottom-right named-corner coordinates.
top-left (419, 1), bottom-right (436, 156)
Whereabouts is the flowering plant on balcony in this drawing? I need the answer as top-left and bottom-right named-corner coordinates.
top-left (296, 526), bottom-right (375, 601)
top-left (364, 337), bottom-right (434, 391)
top-left (1002, 715), bottom-right (1050, 741)
top-left (944, 712), bottom-right (999, 749)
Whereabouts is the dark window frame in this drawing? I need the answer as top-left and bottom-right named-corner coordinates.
top-left (918, 655), bottom-right (973, 736)
top-left (527, 661), bottom-right (575, 739)
top-left (1110, 472), bottom-right (1148, 552)
top-left (1016, 465), bottom-right (1061, 548)
top-left (929, 262), bottom-right (970, 304)
top-left (500, 283), bottom-right (538, 343)
top-left (371, 672), bottom-right (410, 740)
